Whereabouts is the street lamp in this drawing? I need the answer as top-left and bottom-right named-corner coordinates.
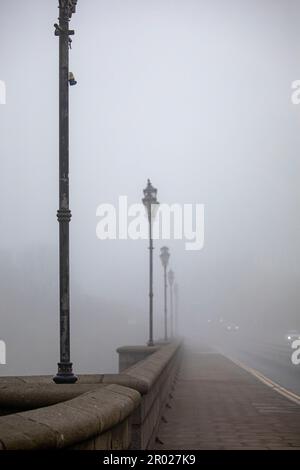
top-left (160, 247), bottom-right (170, 342)
top-left (168, 269), bottom-right (175, 339)
top-left (142, 179), bottom-right (159, 346)
top-left (174, 282), bottom-right (179, 337)
top-left (53, 0), bottom-right (78, 384)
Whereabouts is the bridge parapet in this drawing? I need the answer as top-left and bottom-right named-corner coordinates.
top-left (0, 341), bottom-right (182, 450)
top-left (121, 341), bottom-right (182, 449)
top-left (0, 384), bottom-right (140, 450)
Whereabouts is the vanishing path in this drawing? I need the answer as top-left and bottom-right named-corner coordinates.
top-left (154, 347), bottom-right (300, 450)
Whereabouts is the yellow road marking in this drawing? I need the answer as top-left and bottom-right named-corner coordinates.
top-left (223, 353), bottom-right (300, 406)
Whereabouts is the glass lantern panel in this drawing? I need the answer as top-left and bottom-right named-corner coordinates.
top-left (151, 202), bottom-right (160, 221)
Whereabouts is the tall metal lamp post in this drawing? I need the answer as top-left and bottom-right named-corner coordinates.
top-left (142, 179), bottom-right (159, 346)
top-left (53, 0), bottom-right (78, 384)
top-left (174, 282), bottom-right (179, 337)
top-left (168, 269), bottom-right (175, 339)
top-left (160, 247), bottom-right (170, 342)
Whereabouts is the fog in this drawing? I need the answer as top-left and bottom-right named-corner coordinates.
top-left (1, 0), bottom-right (300, 376)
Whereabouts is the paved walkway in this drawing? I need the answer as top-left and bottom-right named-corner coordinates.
top-left (154, 347), bottom-right (300, 450)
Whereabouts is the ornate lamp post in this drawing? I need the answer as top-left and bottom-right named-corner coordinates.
top-left (168, 269), bottom-right (175, 339)
top-left (53, 0), bottom-right (78, 384)
top-left (160, 247), bottom-right (170, 342)
top-left (174, 282), bottom-right (179, 337)
top-left (142, 179), bottom-right (159, 346)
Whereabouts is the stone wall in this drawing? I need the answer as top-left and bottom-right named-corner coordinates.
top-left (0, 385), bottom-right (140, 450)
top-left (0, 341), bottom-right (182, 450)
top-left (116, 345), bottom-right (160, 372)
top-left (120, 341), bottom-right (181, 449)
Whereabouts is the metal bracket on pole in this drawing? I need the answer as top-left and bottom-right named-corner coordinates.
top-left (54, 23), bottom-right (75, 36)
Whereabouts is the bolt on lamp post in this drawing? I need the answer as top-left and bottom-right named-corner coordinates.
top-left (53, 0), bottom-right (78, 384)
top-left (160, 247), bottom-right (170, 342)
top-left (142, 179), bottom-right (159, 346)
top-left (168, 269), bottom-right (175, 339)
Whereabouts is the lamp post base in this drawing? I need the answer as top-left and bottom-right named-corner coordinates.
top-left (53, 362), bottom-right (78, 384)
top-left (147, 340), bottom-right (154, 347)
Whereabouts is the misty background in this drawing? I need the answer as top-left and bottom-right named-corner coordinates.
top-left (0, 0), bottom-right (300, 375)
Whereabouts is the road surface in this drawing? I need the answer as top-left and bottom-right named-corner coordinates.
top-left (214, 333), bottom-right (300, 396)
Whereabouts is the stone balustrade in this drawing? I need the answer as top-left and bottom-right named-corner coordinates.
top-left (0, 341), bottom-right (182, 450)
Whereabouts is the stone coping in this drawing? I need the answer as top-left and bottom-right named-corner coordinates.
top-left (123, 341), bottom-right (181, 389)
top-left (0, 384), bottom-right (140, 450)
top-left (116, 345), bottom-right (160, 353)
top-left (0, 376), bottom-right (148, 411)
top-left (0, 341), bottom-right (181, 411)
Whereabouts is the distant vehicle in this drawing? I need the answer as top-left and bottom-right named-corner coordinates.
top-left (285, 330), bottom-right (300, 344)
top-left (226, 323), bottom-right (239, 332)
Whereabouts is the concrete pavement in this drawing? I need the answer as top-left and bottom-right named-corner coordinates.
top-left (153, 347), bottom-right (300, 450)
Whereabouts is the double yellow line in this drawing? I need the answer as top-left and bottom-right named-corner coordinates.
top-left (226, 355), bottom-right (300, 406)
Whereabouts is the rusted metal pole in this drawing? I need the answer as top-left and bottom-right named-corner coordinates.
top-left (53, 0), bottom-right (77, 384)
top-left (174, 283), bottom-right (179, 337)
top-left (164, 265), bottom-right (168, 341)
top-left (142, 180), bottom-right (159, 347)
top-left (168, 269), bottom-right (175, 339)
top-left (148, 216), bottom-right (154, 346)
top-left (160, 247), bottom-right (170, 342)
top-left (170, 283), bottom-right (174, 338)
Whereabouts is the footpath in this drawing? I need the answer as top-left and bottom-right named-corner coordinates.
top-left (154, 347), bottom-right (300, 450)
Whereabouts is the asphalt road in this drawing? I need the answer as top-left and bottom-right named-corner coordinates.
top-left (215, 333), bottom-right (300, 396)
